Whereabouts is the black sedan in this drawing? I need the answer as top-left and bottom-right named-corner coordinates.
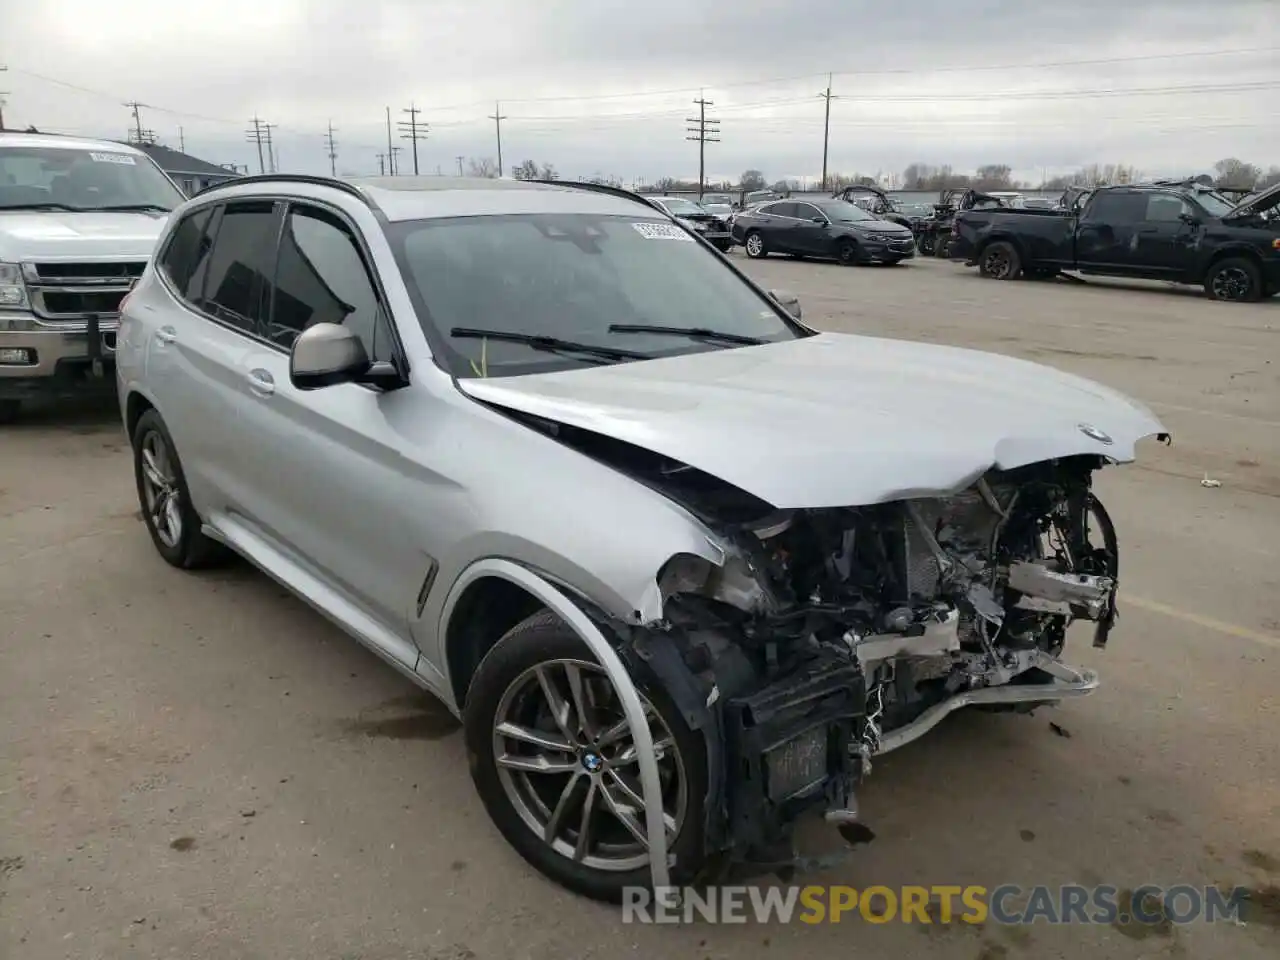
top-left (730, 196), bottom-right (916, 265)
top-left (642, 195), bottom-right (734, 252)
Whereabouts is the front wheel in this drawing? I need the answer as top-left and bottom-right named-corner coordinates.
top-left (743, 231), bottom-right (767, 259)
top-left (1204, 257), bottom-right (1263, 302)
top-left (463, 611), bottom-right (708, 903)
top-left (836, 238), bottom-right (860, 265)
top-left (978, 241), bottom-right (1021, 280)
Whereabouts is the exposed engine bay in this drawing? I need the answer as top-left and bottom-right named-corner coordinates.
top-left (627, 448), bottom-right (1119, 874)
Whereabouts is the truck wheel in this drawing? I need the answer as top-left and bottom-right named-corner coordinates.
top-left (463, 610), bottom-right (708, 903)
top-left (918, 235), bottom-right (936, 256)
top-left (979, 241), bottom-right (1021, 280)
top-left (1204, 258), bottom-right (1262, 303)
top-left (743, 231), bottom-right (767, 259)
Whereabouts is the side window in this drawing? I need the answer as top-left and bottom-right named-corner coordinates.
top-left (1144, 193), bottom-right (1190, 223)
top-left (1086, 191), bottom-right (1147, 225)
top-left (159, 206), bottom-right (214, 299)
top-left (796, 203), bottom-right (824, 221)
top-left (270, 205), bottom-right (390, 361)
top-left (195, 200), bottom-right (279, 335)
top-left (772, 202), bottom-right (800, 219)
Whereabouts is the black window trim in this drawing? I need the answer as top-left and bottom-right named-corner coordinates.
top-left (153, 193), bottom-right (411, 382)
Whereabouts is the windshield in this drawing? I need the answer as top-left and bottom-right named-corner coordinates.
top-left (1192, 191), bottom-right (1237, 218)
top-left (816, 199), bottom-right (876, 222)
top-left (388, 213), bottom-right (805, 379)
top-left (657, 197), bottom-right (705, 215)
top-left (0, 146), bottom-right (185, 211)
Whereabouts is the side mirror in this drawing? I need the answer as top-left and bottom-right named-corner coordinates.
top-left (289, 323), bottom-right (371, 390)
top-left (1178, 212), bottom-right (1200, 226)
top-left (811, 216), bottom-right (828, 225)
top-left (769, 289), bottom-right (802, 321)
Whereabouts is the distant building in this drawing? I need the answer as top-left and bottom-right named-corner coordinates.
top-left (125, 143), bottom-right (241, 195)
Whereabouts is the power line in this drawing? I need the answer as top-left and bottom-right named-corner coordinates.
top-left (397, 102), bottom-right (427, 175)
top-left (488, 101), bottom-right (507, 177)
top-left (685, 96), bottom-right (720, 196)
top-left (324, 120), bottom-right (338, 176)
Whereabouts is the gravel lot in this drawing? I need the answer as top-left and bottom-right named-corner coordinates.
top-left (2, 255), bottom-right (1278, 960)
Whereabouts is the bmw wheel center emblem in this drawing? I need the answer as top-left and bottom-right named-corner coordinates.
top-left (582, 752), bottom-right (603, 773)
top-left (1078, 423), bottom-right (1113, 445)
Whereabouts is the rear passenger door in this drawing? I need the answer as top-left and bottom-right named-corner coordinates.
top-left (153, 199), bottom-right (283, 520)
top-left (760, 202), bottom-right (801, 253)
top-left (230, 201), bottom-right (422, 668)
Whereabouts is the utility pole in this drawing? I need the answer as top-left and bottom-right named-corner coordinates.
top-left (818, 75), bottom-right (839, 193)
top-left (376, 153), bottom-right (386, 176)
top-left (390, 146), bottom-right (403, 177)
top-left (488, 101), bottom-right (506, 177)
top-left (263, 123), bottom-right (278, 173)
top-left (685, 95), bottom-right (720, 198)
top-left (397, 102), bottom-right (427, 176)
top-left (324, 121), bottom-right (338, 176)
top-left (456, 155), bottom-right (464, 176)
top-left (385, 107), bottom-right (395, 174)
top-left (245, 116), bottom-right (267, 174)
top-left (0, 64), bottom-right (7, 132)
top-left (178, 126), bottom-right (185, 152)
top-left (125, 101), bottom-right (147, 144)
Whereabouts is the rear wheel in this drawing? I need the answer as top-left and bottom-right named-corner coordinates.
top-left (1204, 257), bottom-right (1263, 302)
top-left (979, 241), bottom-right (1021, 280)
top-left (131, 409), bottom-right (228, 569)
top-left (464, 611), bottom-right (708, 903)
top-left (743, 231), bottom-right (767, 259)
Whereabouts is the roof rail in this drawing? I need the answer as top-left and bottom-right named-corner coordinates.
top-left (190, 172), bottom-right (369, 204)
top-left (528, 179), bottom-right (667, 214)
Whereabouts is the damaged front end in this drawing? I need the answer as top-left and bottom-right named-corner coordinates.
top-left (613, 452), bottom-right (1121, 880)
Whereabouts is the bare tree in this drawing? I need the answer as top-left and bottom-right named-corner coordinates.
top-left (1214, 158), bottom-right (1262, 189)
top-left (466, 157), bottom-right (499, 178)
top-left (512, 160), bottom-right (539, 180)
top-left (538, 162), bottom-right (558, 180)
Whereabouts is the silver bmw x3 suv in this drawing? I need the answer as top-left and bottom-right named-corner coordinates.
top-left (116, 174), bottom-right (1166, 902)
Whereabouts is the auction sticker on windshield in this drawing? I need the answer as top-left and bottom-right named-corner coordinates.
top-left (90, 152), bottom-right (136, 164)
top-left (632, 222), bottom-right (694, 241)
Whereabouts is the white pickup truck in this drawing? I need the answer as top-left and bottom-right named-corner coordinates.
top-left (0, 133), bottom-right (185, 420)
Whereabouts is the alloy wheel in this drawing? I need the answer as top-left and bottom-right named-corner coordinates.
top-left (745, 233), bottom-right (764, 257)
top-left (982, 247), bottom-right (1013, 279)
top-left (491, 658), bottom-right (687, 872)
top-left (139, 430), bottom-right (183, 548)
top-left (1211, 267), bottom-right (1252, 302)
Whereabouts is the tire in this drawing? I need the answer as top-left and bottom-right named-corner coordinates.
top-left (711, 240), bottom-right (731, 254)
top-left (743, 230), bottom-right (767, 259)
top-left (0, 399), bottom-right (20, 425)
top-left (836, 238), bottom-right (859, 266)
top-left (131, 409), bottom-right (228, 569)
top-left (978, 241), bottom-right (1021, 280)
top-left (463, 610), bottom-right (708, 903)
top-left (1204, 257), bottom-right (1263, 303)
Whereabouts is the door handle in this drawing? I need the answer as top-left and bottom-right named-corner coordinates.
top-left (246, 368), bottom-right (275, 397)
top-left (154, 327), bottom-right (177, 345)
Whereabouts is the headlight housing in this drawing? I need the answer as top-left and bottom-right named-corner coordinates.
top-left (0, 262), bottom-right (30, 309)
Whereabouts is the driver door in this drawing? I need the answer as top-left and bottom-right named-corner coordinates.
top-left (229, 202), bottom-right (426, 668)
top-left (791, 202), bottom-right (833, 255)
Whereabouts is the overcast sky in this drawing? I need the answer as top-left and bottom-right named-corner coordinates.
top-left (2, 0), bottom-right (1277, 186)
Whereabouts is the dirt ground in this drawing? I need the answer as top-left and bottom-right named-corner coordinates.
top-left (2, 255), bottom-right (1278, 960)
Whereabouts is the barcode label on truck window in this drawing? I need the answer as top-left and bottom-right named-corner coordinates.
top-left (632, 222), bottom-right (694, 242)
top-left (90, 153), bottom-right (136, 165)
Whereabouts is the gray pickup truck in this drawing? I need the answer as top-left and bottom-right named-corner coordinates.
top-left (1, 133), bottom-right (185, 420)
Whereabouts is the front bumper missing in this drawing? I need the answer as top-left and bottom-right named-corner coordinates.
top-left (876, 653), bottom-right (1098, 756)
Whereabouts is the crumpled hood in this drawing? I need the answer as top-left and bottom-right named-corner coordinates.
top-left (458, 332), bottom-right (1167, 509)
top-left (0, 210), bottom-right (168, 260)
